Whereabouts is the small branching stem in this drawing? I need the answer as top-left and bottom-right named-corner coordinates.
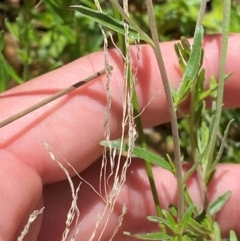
top-left (145, 0), bottom-right (184, 221)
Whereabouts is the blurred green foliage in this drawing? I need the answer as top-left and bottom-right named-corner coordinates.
top-left (0, 0), bottom-right (239, 162)
top-left (1, 0), bottom-right (240, 83)
top-left (0, 0), bottom-right (103, 83)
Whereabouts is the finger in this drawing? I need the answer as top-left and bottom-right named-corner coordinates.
top-left (0, 35), bottom-right (239, 184)
top-left (0, 154), bottom-right (42, 241)
top-left (39, 161), bottom-right (240, 240)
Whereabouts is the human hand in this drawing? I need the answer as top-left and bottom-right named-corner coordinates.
top-left (0, 35), bottom-right (239, 241)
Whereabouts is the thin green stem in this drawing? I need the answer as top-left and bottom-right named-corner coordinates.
top-left (194, 0), bottom-right (207, 34)
top-left (145, 0), bottom-right (184, 221)
top-left (110, 1), bottom-right (164, 221)
top-left (189, 77), bottom-right (208, 214)
top-left (207, 0), bottom-right (231, 170)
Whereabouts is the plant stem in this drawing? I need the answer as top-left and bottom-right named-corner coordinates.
top-left (192, 0), bottom-right (208, 215)
top-left (145, 0), bottom-right (184, 221)
top-left (111, 2), bottom-right (164, 221)
top-left (189, 76), bottom-right (208, 213)
top-left (207, 0), bottom-right (231, 172)
top-left (194, 0), bottom-right (207, 34)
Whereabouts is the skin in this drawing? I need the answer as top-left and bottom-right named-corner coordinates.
top-left (0, 35), bottom-right (239, 241)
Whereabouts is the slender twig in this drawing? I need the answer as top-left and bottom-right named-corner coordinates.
top-left (0, 67), bottom-right (112, 128)
top-left (145, 0), bottom-right (184, 221)
top-left (110, 1), bottom-right (163, 221)
top-left (207, 0), bottom-right (231, 170)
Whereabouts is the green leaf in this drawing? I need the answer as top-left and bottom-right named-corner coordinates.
top-left (174, 43), bottom-right (186, 72)
top-left (202, 76), bottom-right (218, 100)
top-left (183, 189), bottom-right (198, 216)
top-left (197, 118), bottom-right (209, 155)
top-left (170, 236), bottom-right (178, 241)
top-left (230, 230), bottom-right (238, 241)
top-left (168, 204), bottom-right (178, 217)
top-left (188, 217), bottom-right (211, 235)
top-left (100, 140), bottom-right (174, 172)
top-left (178, 37), bottom-right (191, 63)
top-left (213, 222), bottom-right (222, 241)
top-left (147, 216), bottom-right (173, 230)
top-left (162, 210), bottom-right (178, 234)
top-left (5, 61), bottom-right (23, 84)
top-left (124, 231), bottom-right (171, 240)
top-left (5, 19), bottom-right (19, 39)
top-left (180, 36), bottom-right (191, 52)
top-left (69, 5), bottom-right (150, 43)
top-left (0, 54), bottom-right (8, 92)
top-left (201, 73), bottom-right (231, 101)
top-left (195, 209), bottom-right (206, 223)
top-left (0, 30), bottom-right (5, 51)
top-left (180, 204), bottom-right (195, 232)
top-left (209, 190), bottom-right (231, 216)
top-left (17, 49), bottom-right (29, 63)
top-left (210, 119), bottom-right (234, 169)
top-left (205, 120), bottom-right (233, 185)
top-left (174, 26), bottom-right (204, 106)
top-left (182, 236), bottom-right (193, 241)
top-left (195, 68), bottom-right (205, 101)
top-left (0, 31), bottom-right (9, 91)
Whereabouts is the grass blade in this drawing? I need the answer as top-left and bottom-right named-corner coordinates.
top-left (100, 140), bottom-right (174, 172)
top-left (69, 5), bottom-right (149, 42)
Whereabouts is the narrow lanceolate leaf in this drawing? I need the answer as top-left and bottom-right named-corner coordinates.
top-left (69, 5), bottom-right (149, 42)
top-left (209, 119), bottom-right (234, 173)
top-left (188, 217), bottom-right (212, 235)
top-left (170, 236), bottom-right (178, 241)
top-left (180, 204), bottom-right (195, 232)
top-left (162, 210), bottom-right (178, 234)
top-left (213, 222), bottom-right (222, 241)
top-left (230, 230), bottom-right (238, 241)
top-left (182, 236), bottom-right (193, 241)
top-left (209, 190), bottom-right (231, 216)
top-left (100, 140), bottom-right (174, 172)
top-left (147, 216), bottom-right (172, 230)
top-left (124, 231), bottom-right (171, 240)
top-left (5, 62), bottom-right (23, 84)
top-left (174, 26), bottom-right (204, 106)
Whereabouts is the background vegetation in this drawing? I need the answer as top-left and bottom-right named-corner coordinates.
top-left (0, 0), bottom-right (239, 162)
